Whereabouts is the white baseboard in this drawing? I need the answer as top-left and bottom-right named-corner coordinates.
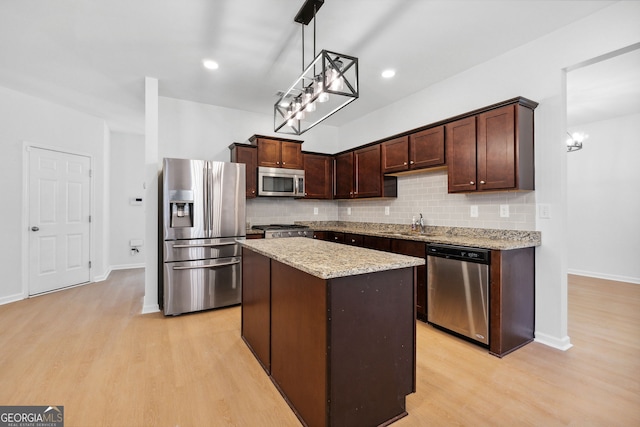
top-left (93, 267), bottom-right (112, 283)
top-left (534, 332), bottom-right (573, 351)
top-left (0, 292), bottom-right (25, 306)
top-left (142, 303), bottom-right (160, 314)
top-left (111, 263), bottom-right (146, 271)
top-left (568, 269), bottom-right (640, 285)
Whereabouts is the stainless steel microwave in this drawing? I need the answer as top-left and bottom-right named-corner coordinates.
top-left (258, 166), bottom-right (305, 197)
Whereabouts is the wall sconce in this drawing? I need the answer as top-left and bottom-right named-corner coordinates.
top-left (566, 131), bottom-right (588, 152)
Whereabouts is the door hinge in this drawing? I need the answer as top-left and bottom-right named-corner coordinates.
top-left (89, 261), bottom-right (92, 268)
top-left (89, 169), bottom-right (92, 177)
top-left (89, 215), bottom-right (92, 223)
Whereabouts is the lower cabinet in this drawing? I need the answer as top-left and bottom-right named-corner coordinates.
top-left (391, 239), bottom-right (427, 321)
top-left (242, 248), bottom-right (416, 427)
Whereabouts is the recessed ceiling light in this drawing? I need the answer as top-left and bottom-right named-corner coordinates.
top-left (381, 69), bottom-right (396, 79)
top-left (203, 59), bottom-right (219, 70)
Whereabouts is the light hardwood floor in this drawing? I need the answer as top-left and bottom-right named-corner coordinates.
top-left (0, 271), bottom-right (638, 426)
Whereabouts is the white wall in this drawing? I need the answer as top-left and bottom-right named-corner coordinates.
top-left (567, 113), bottom-right (640, 283)
top-left (336, 1), bottom-right (640, 348)
top-left (110, 132), bottom-right (146, 269)
top-left (158, 97), bottom-right (340, 162)
top-left (0, 84), bottom-right (110, 304)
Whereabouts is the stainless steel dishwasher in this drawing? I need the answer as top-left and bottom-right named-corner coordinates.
top-left (427, 244), bottom-right (490, 345)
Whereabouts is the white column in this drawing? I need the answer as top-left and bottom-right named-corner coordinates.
top-left (142, 76), bottom-right (160, 314)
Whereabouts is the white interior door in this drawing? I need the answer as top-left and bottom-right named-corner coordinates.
top-left (29, 148), bottom-right (91, 295)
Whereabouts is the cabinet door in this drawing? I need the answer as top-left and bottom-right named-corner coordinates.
top-left (304, 153), bottom-right (333, 199)
top-left (362, 235), bottom-right (391, 252)
top-left (281, 141), bottom-right (304, 169)
top-left (446, 116), bottom-right (477, 193)
top-left (477, 105), bottom-right (515, 191)
top-left (354, 145), bottom-right (382, 198)
top-left (312, 231), bottom-right (329, 240)
top-left (231, 145), bottom-right (257, 198)
top-left (344, 233), bottom-right (364, 246)
top-left (381, 136), bottom-right (409, 173)
top-left (391, 239), bottom-right (427, 320)
top-left (410, 126), bottom-right (445, 169)
top-left (257, 138), bottom-right (282, 167)
top-left (334, 152), bottom-right (354, 199)
top-left (329, 232), bottom-right (345, 243)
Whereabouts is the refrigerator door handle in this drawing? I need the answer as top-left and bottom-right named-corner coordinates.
top-left (172, 260), bottom-right (241, 270)
top-left (172, 242), bottom-right (237, 248)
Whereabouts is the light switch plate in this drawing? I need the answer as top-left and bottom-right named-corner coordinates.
top-left (385, 206), bottom-right (390, 215)
top-left (538, 204), bottom-right (551, 219)
top-left (313, 207), bottom-right (318, 215)
top-left (347, 207), bottom-right (352, 215)
top-left (500, 204), bottom-right (510, 218)
top-left (470, 205), bottom-right (478, 218)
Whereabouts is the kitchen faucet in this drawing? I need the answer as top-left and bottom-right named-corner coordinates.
top-left (419, 213), bottom-right (425, 234)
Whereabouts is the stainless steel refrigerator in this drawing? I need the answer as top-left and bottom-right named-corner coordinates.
top-left (160, 158), bottom-right (246, 316)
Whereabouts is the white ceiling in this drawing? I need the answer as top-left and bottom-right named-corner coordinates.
top-left (0, 0), bottom-right (625, 134)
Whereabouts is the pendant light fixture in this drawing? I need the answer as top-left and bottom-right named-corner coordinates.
top-left (274, 0), bottom-right (359, 135)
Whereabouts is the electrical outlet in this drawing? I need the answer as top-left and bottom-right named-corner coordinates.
top-left (385, 206), bottom-right (390, 216)
top-left (470, 205), bottom-right (479, 218)
top-left (500, 204), bottom-right (510, 218)
top-left (347, 207), bottom-right (352, 215)
top-left (313, 207), bottom-right (318, 215)
top-left (538, 204), bottom-right (551, 219)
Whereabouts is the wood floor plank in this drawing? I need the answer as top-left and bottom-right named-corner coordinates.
top-left (0, 270), bottom-right (638, 426)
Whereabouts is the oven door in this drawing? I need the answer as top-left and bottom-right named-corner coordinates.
top-left (163, 256), bottom-right (241, 315)
top-left (258, 167), bottom-right (304, 197)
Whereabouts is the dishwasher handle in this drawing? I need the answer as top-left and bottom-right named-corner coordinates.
top-left (427, 244), bottom-right (490, 264)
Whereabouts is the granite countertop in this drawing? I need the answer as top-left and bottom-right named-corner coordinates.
top-left (296, 221), bottom-right (541, 250)
top-left (240, 237), bottom-right (425, 280)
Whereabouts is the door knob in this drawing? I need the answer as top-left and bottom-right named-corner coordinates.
top-left (31, 226), bottom-right (39, 232)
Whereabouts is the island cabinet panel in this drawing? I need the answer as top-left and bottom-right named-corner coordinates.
top-left (328, 268), bottom-right (415, 426)
top-left (271, 261), bottom-right (328, 427)
top-left (242, 248), bottom-right (417, 427)
top-left (489, 247), bottom-right (535, 357)
top-left (240, 248), bottom-right (272, 372)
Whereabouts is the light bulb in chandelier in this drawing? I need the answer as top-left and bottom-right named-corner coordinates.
top-left (314, 75), bottom-right (329, 103)
top-left (304, 86), bottom-right (316, 112)
top-left (328, 59), bottom-right (344, 91)
top-left (286, 105), bottom-right (295, 126)
top-left (294, 97), bottom-right (305, 120)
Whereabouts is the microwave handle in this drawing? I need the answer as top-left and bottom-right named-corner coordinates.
top-left (294, 175), bottom-right (299, 195)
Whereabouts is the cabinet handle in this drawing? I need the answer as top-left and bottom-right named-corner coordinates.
top-left (351, 239), bottom-right (356, 243)
top-left (410, 161), bottom-right (414, 165)
top-left (470, 181), bottom-right (475, 185)
top-left (277, 161), bottom-right (280, 165)
top-left (334, 236), bottom-right (339, 240)
top-left (283, 162), bottom-right (286, 165)
top-left (403, 162), bottom-right (407, 165)
top-left (480, 180), bottom-right (486, 184)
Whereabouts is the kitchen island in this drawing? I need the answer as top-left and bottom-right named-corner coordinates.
top-left (240, 237), bottom-right (424, 427)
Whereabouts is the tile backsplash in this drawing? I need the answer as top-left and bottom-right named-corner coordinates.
top-left (247, 170), bottom-right (536, 230)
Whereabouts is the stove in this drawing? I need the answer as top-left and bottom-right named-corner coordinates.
top-left (251, 224), bottom-right (314, 239)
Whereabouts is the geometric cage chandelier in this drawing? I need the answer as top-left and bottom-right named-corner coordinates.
top-left (274, 0), bottom-right (359, 135)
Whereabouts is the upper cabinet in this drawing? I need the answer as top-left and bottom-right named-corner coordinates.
top-left (446, 100), bottom-right (535, 193)
top-left (229, 143), bottom-right (258, 198)
top-left (249, 135), bottom-right (303, 169)
top-left (381, 126), bottom-right (445, 174)
top-left (334, 145), bottom-right (397, 199)
top-left (303, 152), bottom-right (333, 199)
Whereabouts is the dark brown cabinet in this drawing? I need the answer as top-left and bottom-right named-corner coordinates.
top-left (333, 152), bottom-right (354, 199)
top-left (303, 152), bottom-right (333, 199)
top-left (446, 102), bottom-right (535, 193)
top-left (229, 143), bottom-right (258, 198)
top-left (249, 135), bottom-right (303, 169)
top-left (344, 233), bottom-right (364, 246)
top-left (362, 235), bottom-right (391, 252)
top-left (391, 239), bottom-right (427, 321)
top-left (334, 145), bottom-right (397, 199)
top-left (242, 248), bottom-right (416, 427)
top-left (381, 126), bottom-right (445, 174)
